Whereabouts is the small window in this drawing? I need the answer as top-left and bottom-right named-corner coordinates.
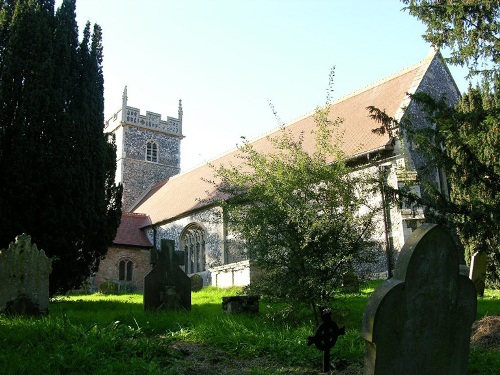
top-left (118, 260), bottom-right (133, 281)
top-left (146, 141), bottom-right (158, 162)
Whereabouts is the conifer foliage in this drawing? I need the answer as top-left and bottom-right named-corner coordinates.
top-left (0, 0), bottom-right (122, 294)
top-left (397, 1), bottom-right (500, 285)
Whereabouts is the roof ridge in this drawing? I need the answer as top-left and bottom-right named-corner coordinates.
top-left (210, 54), bottom-right (436, 154)
top-left (330, 53), bottom-right (435, 108)
top-left (175, 53), bottom-right (436, 178)
top-left (122, 211), bottom-right (149, 217)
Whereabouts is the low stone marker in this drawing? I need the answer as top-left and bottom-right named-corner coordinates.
top-left (362, 223), bottom-right (477, 375)
top-left (469, 251), bottom-right (487, 297)
top-left (0, 234), bottom-right (52, 316)
top-left (222, 295), bottom-right (260, 313)
top-left (143, 239), bottom-right (191, 311)
top-left (99, 281), bottom-right (118, 294)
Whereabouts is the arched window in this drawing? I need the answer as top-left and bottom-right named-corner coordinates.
top-left (146, 141), bottom-right (158, 162)
top-left (181, 224), bottom-right (206, 274)
top-left (118, 259), bottom-right (133, 281)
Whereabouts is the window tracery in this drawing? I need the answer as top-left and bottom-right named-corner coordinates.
top-left (146, 141), bottom-right (158, 162)
top-left (181, 224), bottom-right (206, 274)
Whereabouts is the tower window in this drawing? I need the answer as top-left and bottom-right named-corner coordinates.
top-left (146, 141), bottom-right (158, 162)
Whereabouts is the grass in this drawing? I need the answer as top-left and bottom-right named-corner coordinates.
top-left (0, 282), bottom-right (498, 374)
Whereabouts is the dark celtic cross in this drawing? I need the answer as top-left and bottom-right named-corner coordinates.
top-left (308, 312), bottom-right (345, 373)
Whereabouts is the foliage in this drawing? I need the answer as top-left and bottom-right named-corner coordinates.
top-left (0, 0), bottom-right (122, 294)
top-left (208, 105), bottom-right (382, 320)
top-left (393, 1), bottom-right (500, 286)
top-left (402, 0), bottom-right (500, 79)
top-left (0, 285), bottom-right (498, 374)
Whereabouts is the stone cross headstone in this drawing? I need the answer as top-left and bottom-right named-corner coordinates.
top-left (143, 239), bottom-right (191, 311)
top-left (469, 251), bottom-right (487, 297)
top-left (362, 223), bottom-right (477, 375)
top-left (0, 234), bottom-right (52, 316)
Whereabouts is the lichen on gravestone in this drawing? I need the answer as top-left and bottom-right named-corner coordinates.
top-left (0, 234), bottom-right (52, 316)
top-left (362, 223), bottom-right (477, 375)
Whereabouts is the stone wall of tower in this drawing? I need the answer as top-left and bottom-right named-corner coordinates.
top-left (105, 88), bottom-right (184, 211)
top-left (121, 157), bottom-right (179, 210)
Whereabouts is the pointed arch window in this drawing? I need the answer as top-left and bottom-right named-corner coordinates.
top-left (146, 141), bottom-right (158, 162)
top-left (181, 224), bottom-right (206, 274)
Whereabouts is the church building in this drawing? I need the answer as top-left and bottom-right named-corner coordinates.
top-left (92, 50), bottom-right (460, 292)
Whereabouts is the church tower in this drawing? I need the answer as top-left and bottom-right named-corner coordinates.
top-left (104, 87), bottom-right (184, 210)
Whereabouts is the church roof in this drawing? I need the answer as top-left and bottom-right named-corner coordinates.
top-left (112, 212), bottom-right (152, 248)
top-left (131, 51), bottom-right (443, 226)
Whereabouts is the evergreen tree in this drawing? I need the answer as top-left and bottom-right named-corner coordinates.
top-left (372, 1), bottom-right (500, 285)
top-left (403, 0), bottom-right (500, 78)
top-left (0, 0), bottom-right (122, 294)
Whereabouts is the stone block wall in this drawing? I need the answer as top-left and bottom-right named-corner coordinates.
top-left (93, 246), bottom-right (151, 292)
top-left (210, 260), bottom-right (251, 288)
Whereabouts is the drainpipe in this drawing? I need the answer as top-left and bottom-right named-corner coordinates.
top-left (379, 165), bottom-right (394, 278)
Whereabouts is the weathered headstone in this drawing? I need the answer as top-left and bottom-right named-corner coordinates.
top-left (190, 273), bottom-right (204, 292)
top-left (0, 234), bottom-right (52, 316)
top-left (143, 239), bottom-right (191, 311)
top-left (99, 281), bottom-right (118, 294)
top-left (469, 251), bottom-right (487, 297)
top-left (362, 223), bottom-right (476, 375)
top-left (222, 295), bottom-right (260, 313)
top-left (342, 270), bottom-right (360, 293)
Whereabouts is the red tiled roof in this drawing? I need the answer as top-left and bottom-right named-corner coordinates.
top-left (132, 52), bottom-right (440, 225)
top-left (113, 212), bottom-right (152, 248)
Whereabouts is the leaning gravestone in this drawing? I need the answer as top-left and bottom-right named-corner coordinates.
top-left (362, 223), bottom-right (476, 375)
top-left (469, 251), bottom-right (487, 297)
top-left (0, 234), bottom-right (52, 316)
top-left (143, 239), bottom-right (191, 311)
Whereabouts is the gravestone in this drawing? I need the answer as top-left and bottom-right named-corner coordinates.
top-left (469, 251), bottom-right (487, 297)
top-left (0, 234), bottom-right (52, 316)
top-left (362, 223), bottom-right (476, 375)
top-left (143, 239), bottom-right (191, 311)
top-left (222, 295), bottom-right (260, 313)
top-left (190, 273), bottom-right (204, 292)
top-left (342, 270), bottom-right (360, 293)
top-left (99, 281), bottom-right (118, 294)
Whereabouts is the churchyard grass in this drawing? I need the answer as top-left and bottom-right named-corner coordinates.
top-left (0, 282), bottom-right (498, 374)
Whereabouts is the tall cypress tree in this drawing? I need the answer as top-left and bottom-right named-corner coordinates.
top-left (0, 0), bottom-right (122, 294)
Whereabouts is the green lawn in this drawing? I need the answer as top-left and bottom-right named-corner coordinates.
top-left (0, 283), bottom-right (498, 374)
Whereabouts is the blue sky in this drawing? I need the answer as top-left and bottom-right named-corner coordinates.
top-left (60, 0), bottom-right (470, 171)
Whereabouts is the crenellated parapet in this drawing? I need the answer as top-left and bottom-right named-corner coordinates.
top-left (118, 106), bottom-right (182, 136)
top-left (104, 86), bottom-right (183, 138)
